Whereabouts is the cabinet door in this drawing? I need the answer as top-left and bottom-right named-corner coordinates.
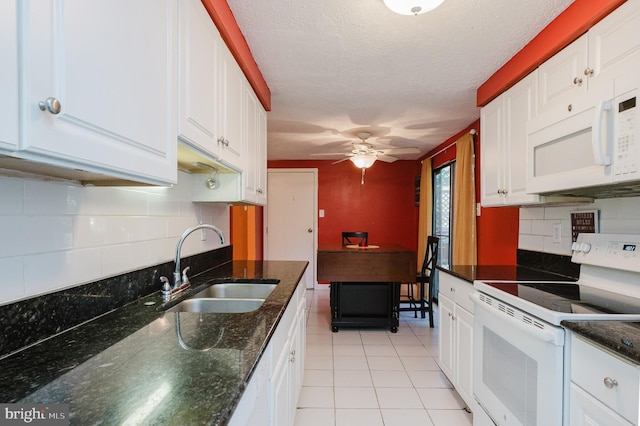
top-left (255, 105), bottom-right (268, 205)
top-left (570, 383), bottom-right (633, 426)
top-left (503, 71), bottom-right (539, 204)
top-left (244, 83), bottom-right (259, 202)
top-left (454, 305), bottom-right (474, 409)
top-left (0, 0), bottom-right (18, 151)
top-left (537, 34), bottom-right (589, 119)
top-left (21, 0), bottom-right (177, 185)
top-left (271, 335), bottom-right (292, 426)
top-left (480, 94), bottom-right (505, 206)
top-left (178, 0), bottom-right (221, 157)
top-left (217, 44), bottom-right (245, 171)
top-left (438, 293), bottom-right (455, 380)
top-left (587, 0), bottom-right (640, 103)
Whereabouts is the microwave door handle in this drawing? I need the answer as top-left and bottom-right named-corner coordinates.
top-left (592, 100), bottom-right (612, 166)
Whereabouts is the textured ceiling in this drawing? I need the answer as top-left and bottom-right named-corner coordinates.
top-left (226, 0), bottom-right (574, 161)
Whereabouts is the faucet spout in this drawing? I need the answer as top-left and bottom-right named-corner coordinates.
top-left (173, 224), bottom-right (225, 288)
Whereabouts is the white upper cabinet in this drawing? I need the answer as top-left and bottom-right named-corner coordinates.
top-left (1, 0), bottom-right (18, 152)
top-left (243, 83), bottom-right (268, 205)
top-left (177, 0), bottom-right (244, 172)
top-left (178, 0), bottom-right (220, 157)
top-left (217, 44), bottom-right (245, 171)
top-left (535, 0), bottom-right (640, 130)
top-left (481, 72), bottom-right (543, 206)
top-left (18, 0), bottom-right (178, 185)
top-left (537, 34), bottom-right (589, 121)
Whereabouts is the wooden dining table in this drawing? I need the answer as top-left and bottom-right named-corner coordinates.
top-left (317, 243), bottom-right (417, 333)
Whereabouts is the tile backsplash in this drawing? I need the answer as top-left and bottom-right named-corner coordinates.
top-left (519, 196), bottom-right (640, 255)
top-left (0, 171), bottom-right (229, 306)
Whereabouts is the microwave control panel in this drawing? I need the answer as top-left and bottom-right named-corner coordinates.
top-left (614, 92), bottom-right (638, 178)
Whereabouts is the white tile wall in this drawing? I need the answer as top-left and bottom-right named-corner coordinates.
top-left (519, 196), bottom-right (640, 255)
top-left (0, 171), bottom-right (229, 305)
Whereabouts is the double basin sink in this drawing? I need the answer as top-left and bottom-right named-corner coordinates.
top-left (161, 278), bottom-right (280, 314)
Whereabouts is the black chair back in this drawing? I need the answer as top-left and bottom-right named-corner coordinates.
top-left (342, 232), bottom-right (368, 246)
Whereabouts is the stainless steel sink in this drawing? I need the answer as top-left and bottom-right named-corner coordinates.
top-left (193, 283), bottom-right (277, 299)
top-left (167, 298), bottom-right (265, 313)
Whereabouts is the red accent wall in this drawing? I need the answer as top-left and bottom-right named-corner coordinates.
top-left (267, 160), bottom-right (420, 251)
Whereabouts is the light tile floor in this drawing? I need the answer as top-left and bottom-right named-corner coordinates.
top-left (295, 287), bottom-right (473, 426)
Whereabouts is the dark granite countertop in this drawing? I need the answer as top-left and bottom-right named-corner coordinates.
top-left (0, 260), bottom-right (308, 426)
top-left (562, 320), bottom-right (640, 365)
top-left (437, 264), bottom-right (577, 283)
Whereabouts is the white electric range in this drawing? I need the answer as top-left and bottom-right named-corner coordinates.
top-left (472, 233), bottom-right (640, 426)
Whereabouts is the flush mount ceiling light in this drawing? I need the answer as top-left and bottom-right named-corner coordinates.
top-left (350, 155), bottom-right (377, 169)
top-left (383, 0), bottom-right (445, 15)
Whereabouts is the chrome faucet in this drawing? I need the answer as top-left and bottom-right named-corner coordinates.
top-left (161, 224), bottom-right (225, 300)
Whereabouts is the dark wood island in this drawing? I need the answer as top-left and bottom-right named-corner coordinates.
top-left (317, 243), bottom-right (417, 333)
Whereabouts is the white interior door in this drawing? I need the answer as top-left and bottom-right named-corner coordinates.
top-left (265, 169), bottom-right (317, 289)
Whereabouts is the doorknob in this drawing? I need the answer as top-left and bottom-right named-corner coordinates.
top-left (307, 228), bottom-right (313, 233)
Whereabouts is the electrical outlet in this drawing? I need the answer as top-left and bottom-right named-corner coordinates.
top-left (552, 224), bottom-right (562, 243)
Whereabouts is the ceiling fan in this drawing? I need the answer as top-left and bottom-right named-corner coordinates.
top-left (313, 132), bottom-right (420, 184)
top-left (318, 132), bottom-right (420, 167)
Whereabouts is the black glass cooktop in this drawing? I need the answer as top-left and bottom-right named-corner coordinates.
top-left (481, 282), bottom-right (640, 315)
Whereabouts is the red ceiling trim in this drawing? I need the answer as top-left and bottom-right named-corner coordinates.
top-left (476, 0), bottom-right (627, 107)
top-left (201, 0), bottom-right (272, 111)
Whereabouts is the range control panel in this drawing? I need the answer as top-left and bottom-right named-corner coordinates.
top-left (572, 233), bottom-right (640, 272)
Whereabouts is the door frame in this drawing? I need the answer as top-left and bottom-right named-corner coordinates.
top-left (264, 168), bottom-right (319, 288)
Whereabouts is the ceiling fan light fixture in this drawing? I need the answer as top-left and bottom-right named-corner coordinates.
top-left (350, 155), bottom-right (376, 169)
top-left (383, 0), bottom-right (445, 15)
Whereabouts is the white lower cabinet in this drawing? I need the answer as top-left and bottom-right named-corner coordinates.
top-left (569, 334), bottom-right (639, 426)
top-left (229, 279), bottom-right (306, 426)
top-left (438, 273), bottom-right (477, 414)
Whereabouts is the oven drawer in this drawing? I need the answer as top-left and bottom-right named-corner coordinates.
top-left (571, 334), bottom-right (640, 424)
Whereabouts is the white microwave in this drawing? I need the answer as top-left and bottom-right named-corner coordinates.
top-left (527, 71), bottom-right (639, 197)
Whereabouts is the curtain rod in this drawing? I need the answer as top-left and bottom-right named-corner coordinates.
top-left (426, 129), bottom-right (476, 160)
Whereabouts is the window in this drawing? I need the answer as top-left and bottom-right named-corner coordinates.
top-left (433, 162), bottom-right (454, 268)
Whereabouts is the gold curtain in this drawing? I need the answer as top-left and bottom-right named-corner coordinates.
top-left (452, 133), bottom-right (477, 265)
top-left (417, 158), bottom-right (433, 267)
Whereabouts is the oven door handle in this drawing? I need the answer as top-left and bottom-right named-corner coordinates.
top-left (471, 293), bottom-right (564, 346)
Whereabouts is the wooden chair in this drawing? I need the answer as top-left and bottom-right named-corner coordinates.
top-left (341, 232), bottom-right (368, 246)
top-left (399, 236), bottom-right (439, 327)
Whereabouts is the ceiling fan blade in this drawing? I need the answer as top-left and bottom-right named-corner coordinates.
top-left (331, 158), bottom-right (352, 165)
top-left (381, 147), bottom-right (420, 155)
top-left (310, 152), bottom-right (350, 157)
top-left (377, 154), bottom-right (398, 163)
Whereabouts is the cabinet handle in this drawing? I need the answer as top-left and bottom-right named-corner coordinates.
top-left (257, 188), bottom-right (263, 194)
top-left (217, 137), bottom-right (230, 147)
top-left (573, 77), bottom-right (582, 85)
top-left (584, 67), bottom-right (594, 76)
top-left (290, 349), bottom-right (296, 363)
top-left (568, 104), bottom-right (573, 112)
top-left (38, 97), bottom-right (61, 115)
top-left (603, 377), bottom-right (618, 389)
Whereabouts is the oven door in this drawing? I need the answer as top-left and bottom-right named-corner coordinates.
top-left (472, 292), bottom-right (565, 426)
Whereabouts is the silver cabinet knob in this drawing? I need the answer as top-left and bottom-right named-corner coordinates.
top-left (307, 228), bottom-right (313, 233)
top-left (568, 104), bottom-right (573, 112)
top-left (573, 77), bottom-right (582, 85)
top-left (584, 67), bottom-right (594, 76)
top-left (38, 97), bottom-right (61, 114)
top-left (603, 377), bottom-right (618, 388)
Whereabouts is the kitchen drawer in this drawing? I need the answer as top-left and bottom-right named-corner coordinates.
top-left (571, 334), bottom-right (640, 424)
top-left (439, 272), bottom-right (474, 313)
